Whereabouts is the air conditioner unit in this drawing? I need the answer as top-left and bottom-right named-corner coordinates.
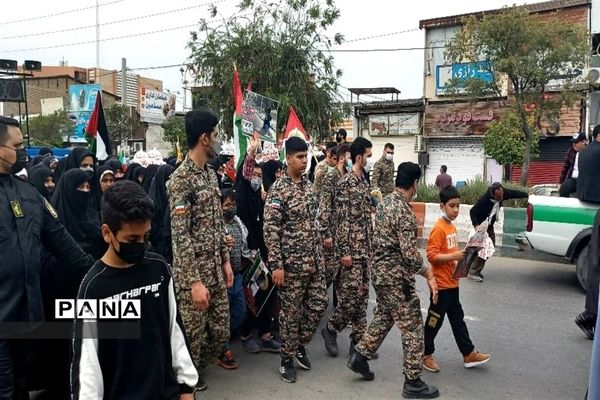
top-left (414, 135), bottom-right (426, 153)
top-left (587, 67), bottom-right (600, 85)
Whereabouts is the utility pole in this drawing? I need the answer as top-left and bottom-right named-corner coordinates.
top-left (96, 0), bottom-right (100, 78)
top-left (121, 57), bottom-right (127, 106)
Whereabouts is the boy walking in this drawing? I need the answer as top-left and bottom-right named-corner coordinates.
top-left (71, 180), bottom-right (197, 400)
top-left (423, 186), bottom-right (491, 373)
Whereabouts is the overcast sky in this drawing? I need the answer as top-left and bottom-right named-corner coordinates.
top-left (1, 0), bottom-right (547, 109)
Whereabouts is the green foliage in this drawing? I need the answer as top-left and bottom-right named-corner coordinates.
top-left (162, 116), bottom-right (186, 155)
top-left (186, 0), bottom-right (348, 142)
top-left (484, 111), bottom-right (539, 166)
top-left (104, 104), bottom-right (141, 146)
top-left (417, 176), bottom-right (529, 208)
top-left (28, 110), bottom-right (70, 148)
top-left (444, 5), bottom-right (588, 185)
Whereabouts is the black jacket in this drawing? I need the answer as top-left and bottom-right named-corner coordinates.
top-left (0, 174), bottom-right (92, 330)
top-left (577, 141), bottom-right (600, 203)
top-left (470, 186), bottom-right (528, 227)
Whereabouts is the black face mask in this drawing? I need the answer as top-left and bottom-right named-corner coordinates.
top-left (74, 189), bottom-right (90, 205)
top-left (0, 146), bottom-right (28, 174)
top-left (223, 207), bottom-right (237, 221)
top-left (46, 188), bottom-right (55, 198)
top-left (112, 234), bottom-right (146, 264)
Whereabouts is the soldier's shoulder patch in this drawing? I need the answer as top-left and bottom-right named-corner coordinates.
top-left (174, 200), bottom-right (190, 215)
top-left (44, 198), bottom-right (58, 219)
top-left (269, 198), bottom-right (282, 209)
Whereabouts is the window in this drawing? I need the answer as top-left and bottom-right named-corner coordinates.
top-left (368, 113), bottom-right (419, 136)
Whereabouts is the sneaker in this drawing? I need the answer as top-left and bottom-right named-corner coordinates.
top-left (280, 357), bottom-right (296, 383)
top-left (321, 326), bottom-right (338, 357)
top-left (295, 346), bottom-right (311, 370)
top-left (241, 336), bottom-right (261, 354)
top-left (261, 337), bottom-right (282, 353)
top-left (575, 311), bottom-right (596, 340)
top-left (463, 351), bottom-right (491, 368)
top-left (467, 273), bottom-right (484, 282)
top-left (422, 355), bottom-right (440, 373)
top-left (347, 351), bottom-right (374, 380)
top-left (194, 376), bottom-right (207, 392)
top-left (215, 350), bottom-right (238, 370)
top-left (402, 377), bottom-right (439, 399)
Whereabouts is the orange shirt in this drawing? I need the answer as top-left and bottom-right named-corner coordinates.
top-left (427, 217), bottom-right (460, 289)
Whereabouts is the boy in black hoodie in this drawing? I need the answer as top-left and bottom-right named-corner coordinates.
top-left (71, 180), bottom-right (197, 400)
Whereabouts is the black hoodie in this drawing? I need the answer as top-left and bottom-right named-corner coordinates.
top-left (470, 183), bottom-right (528, 227)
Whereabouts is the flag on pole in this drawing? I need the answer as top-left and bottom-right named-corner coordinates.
top-left (282, 106), bottom-right (312, 172)
top-left (233, 66), bottom-right (247, 169)
top-left (118, 147), bottom-right (128, 172)
top-left (85, 91), bottom-right (112, 162)
top-left (176, 136), bottom-right (184, 162)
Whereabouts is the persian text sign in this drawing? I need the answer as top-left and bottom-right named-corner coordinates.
top-left (140, 88), bottom-right (176, 124)
top-left (425, 101), bottom-right (505, 137)
top-left (434, 110), bottom-right (494, 125)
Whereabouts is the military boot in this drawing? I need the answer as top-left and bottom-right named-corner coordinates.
top-left (402, 377), bottom-right (439, 399)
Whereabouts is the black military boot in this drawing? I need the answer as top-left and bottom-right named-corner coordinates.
top-left (402, 377), bottom-right (439, 399)
top-left (347, 351), bottom-right (374, 380)
top-left (321, 326), bottom-right (338, 357)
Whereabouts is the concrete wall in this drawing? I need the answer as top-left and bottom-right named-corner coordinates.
top-left (145, 124), bottom-right (172, 158)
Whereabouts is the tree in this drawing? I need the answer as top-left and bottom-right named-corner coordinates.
top-left (162, 116), bottom-right (186, 156)
top-left (104, 104), bottom-right (141, 147)
top-left (484, 110), bottom-right (539, 167)
top-left (186, 0), bottom-right (349, 142)
top-left (444, 6), bottom-right (588, 185)
top-left (29, 110), bottom-right (71, 148)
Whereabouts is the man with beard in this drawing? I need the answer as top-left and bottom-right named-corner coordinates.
top-left (168, 110), bottom-right (234, 392)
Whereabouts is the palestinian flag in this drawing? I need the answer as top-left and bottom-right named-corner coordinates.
top-left (233, 66), bottom-right (247, 169)
top-left (85, 91), bottom-right (112, 161)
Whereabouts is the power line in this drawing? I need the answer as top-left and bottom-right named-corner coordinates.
top-left (1, 0), bottom-right (229, 40)
top-left (343, 28), bottom-right (421, 44)
top-left (322, 46), bottom-right (446, 53)
top-left (0, 24), bottom-right (198, 53)
top-left (0, 0), bottom-right (125, 25)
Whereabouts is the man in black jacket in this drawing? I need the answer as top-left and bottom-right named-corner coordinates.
top-left (577, 125), bottom-right (600, 203)
top-left (468, 182), bottom-right (528, 282)
top-left (0, 116), bottom-right (92, 400)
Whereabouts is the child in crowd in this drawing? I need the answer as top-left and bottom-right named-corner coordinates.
top-left (423, 186), bottom-right (491, 373)
top-left (216, 189), bottom-right (252, 369)
top-left (71, 180), bottom-right (197, 400)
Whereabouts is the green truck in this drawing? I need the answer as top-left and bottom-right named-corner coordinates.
top-left (518, 195), bottom-right (598, 290)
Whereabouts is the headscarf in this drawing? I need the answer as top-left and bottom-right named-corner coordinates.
top-left (261, 159), bottom-right (283, 193)
top-left (104, 158), bottom-right (123, 179)
top-left (54, 157), bottom-right (68, 183)
top-left (30, 166), bottom-right (55, 202)
top-left (148, 164), bottom-right (175, 255)
top-left (42, 156), bottom-right (58, 170)
top-left (66, 147), bottom-right (96, 171)
top-left (234, 154), bottom-right (266, 257)
top-left (123, 163), bottom-right (145, 184)
top-left (51, 169), bottom-right (105, 259)
top-left (97, 164), bottom-right (116, 193)
top-left (142, 164), bottom-right (159, 193)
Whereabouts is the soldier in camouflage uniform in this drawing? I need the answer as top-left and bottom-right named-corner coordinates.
top-left (371, 143), bottom-right (395, 197)
top-left (321, 138), bottom-right (373, 357)
top-left (317, 144), bottom-right (350, 287)
top-left (313, 142), bottom-right (338, 194)
top-left (264, 137), bottom-right (327, 384)
top-left (348, 162), bottom-right (440, 399)
top-left (168, 110), bottom-right (234, 392)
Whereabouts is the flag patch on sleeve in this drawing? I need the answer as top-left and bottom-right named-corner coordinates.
top-left (269, 199), bottom-right (281, 209)
top-left (174, 201), bottom-right (190, 215)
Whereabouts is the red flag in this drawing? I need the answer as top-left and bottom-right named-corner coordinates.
top-left (283, 106), bottom-right (311, 142)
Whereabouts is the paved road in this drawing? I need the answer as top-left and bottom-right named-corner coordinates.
top-left (202, 255), bottom-right (593, 400)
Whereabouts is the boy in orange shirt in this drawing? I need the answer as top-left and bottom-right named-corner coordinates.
top-left (423, 186), bottom-right (491, 372)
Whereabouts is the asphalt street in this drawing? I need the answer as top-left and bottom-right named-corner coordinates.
top-left (202, 255), bottom-right (593, 400)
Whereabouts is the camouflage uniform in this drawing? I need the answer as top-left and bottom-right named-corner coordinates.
top-left (355, 191), bottom-right (426, 380)
top-left (317, 167), bottom-right (344, 286)
top-left (371, 157), bottom-right (395, 196)
top-left (326, 169), bottom-right (372, 344)
top-left (264, 174), bottom-right (327, 359)
top-left (168, 155), bottom-right (230, 374)
top-left (313, 160), bottom-right (329, 194)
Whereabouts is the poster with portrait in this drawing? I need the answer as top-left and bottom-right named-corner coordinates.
top-left (242, 253), bottom-right (275, 317)
top-left (241, 90), bottom-right (278, 143)
top-left (67, 84), bottom-right (101, 142)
